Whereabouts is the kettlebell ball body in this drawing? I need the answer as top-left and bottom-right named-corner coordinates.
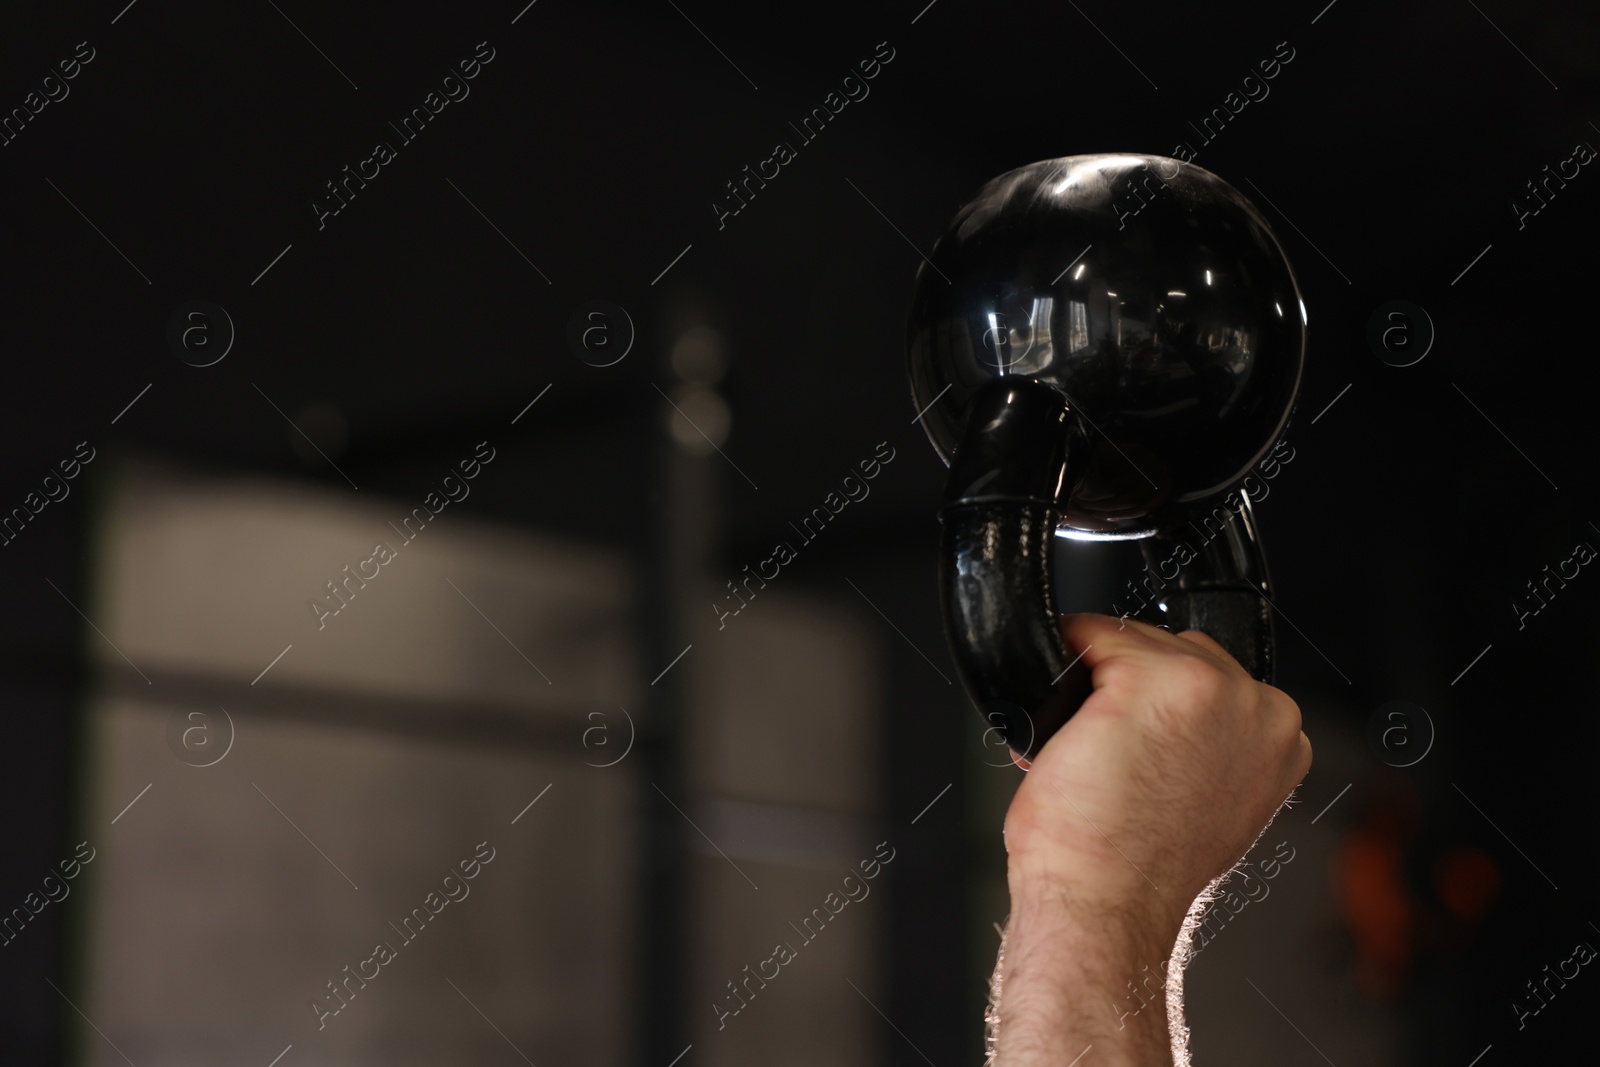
top-left (905, 154), bottom-right (1305, 758)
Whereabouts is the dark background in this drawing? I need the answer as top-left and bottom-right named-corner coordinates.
top-left (1, 0), bottom-right (1596, 1063)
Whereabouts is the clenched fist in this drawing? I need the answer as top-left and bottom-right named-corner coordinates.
top-left (989, 613), bottom-right (1312, 1067)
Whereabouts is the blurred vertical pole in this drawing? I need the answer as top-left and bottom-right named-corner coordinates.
top-left (880, 550), bottom-right (972, 1063)
top-left (632, 331), bottom-right (721, 1066)
top-left (0, 481), bottom-right (88, 1066)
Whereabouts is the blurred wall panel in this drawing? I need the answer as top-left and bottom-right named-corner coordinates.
top-left (74, 460), bottom-right (639, 1066)
top-left (687, 592), bottom-right (887, 1067)
top-left (92, 460), bottom-right (634, 709)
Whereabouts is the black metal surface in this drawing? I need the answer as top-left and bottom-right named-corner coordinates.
top-left (1138, 494), bottom-right (1276, 683)
top-left (908, 153), bottom-right (1306, 538)
top-left (938, 379), bottom-right (1088, 759)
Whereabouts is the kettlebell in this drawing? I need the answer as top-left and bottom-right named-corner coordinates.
top-left (906, 154), bottom-right (1306, 760)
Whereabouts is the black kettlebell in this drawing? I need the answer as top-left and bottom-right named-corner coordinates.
top-left (906, 154), bottom-right (1306, 760)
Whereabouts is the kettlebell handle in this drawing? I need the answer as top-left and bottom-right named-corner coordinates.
top-left (939, 378), bottom-right (1276, 760)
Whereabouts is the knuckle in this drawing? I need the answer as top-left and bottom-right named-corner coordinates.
top-left (1173, 653), bottom-right (1230, 700)
top-left (1263, 685), bottom-right (1305, 745)
top-left (1092, 655), bottom-right (1143, 694)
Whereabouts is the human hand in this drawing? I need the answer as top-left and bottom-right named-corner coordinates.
top-left (1004, 612), bottom-right (1311, 917)
top-left (989, 613), bottom-right (1311, 1067)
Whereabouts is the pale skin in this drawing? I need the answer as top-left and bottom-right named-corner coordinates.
top-left (988, 613), bottom-right (1313, 1067)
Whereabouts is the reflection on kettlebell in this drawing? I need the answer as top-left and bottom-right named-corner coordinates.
top-left (906, 154), bottom-right (1306, 759)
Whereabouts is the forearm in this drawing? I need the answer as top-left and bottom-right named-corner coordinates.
top-left (990, 876), bottom-right (1189, 1067)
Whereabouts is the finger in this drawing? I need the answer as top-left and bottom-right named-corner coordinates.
top-left (1056, 613), bottom-right (1217, 700)
top-left (1293, 730), bottom-right (1313, 782)
top-left (1059, 612), bottom-right (1222, 671)
top-left (1009, 749), bottom-right (1033, 772)
top-left (1273, 730), bottom-right (1313, 802)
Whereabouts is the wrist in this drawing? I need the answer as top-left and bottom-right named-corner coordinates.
top-left (1007, 854), bottom-right (1189, 941)
top-left (993, 874), bottom-right (1185, 1067)
top-left (1005, 875), bottom-right (1184, 973)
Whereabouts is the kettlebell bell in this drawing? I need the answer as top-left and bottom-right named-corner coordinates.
top-left (906, 154), bottom-right (1306, 760)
